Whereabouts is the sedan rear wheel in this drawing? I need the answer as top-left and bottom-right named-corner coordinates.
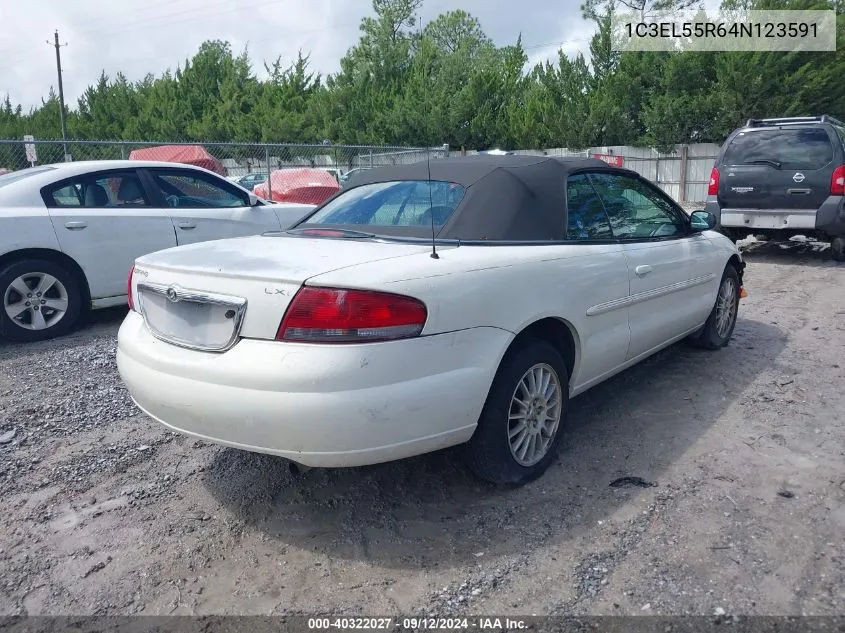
top-left (507, 363), bottom-right (563, 468)
top-left (465, 338), bottom-right (569, 485)
top-left (0, 259), bottom-right (82, 342)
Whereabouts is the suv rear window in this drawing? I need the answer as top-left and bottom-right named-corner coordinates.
top-left (723, 128), bottom-right (834, 170)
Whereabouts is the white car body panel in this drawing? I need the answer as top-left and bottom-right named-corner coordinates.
top-left (168, 202), bottom-right (312, 246)
top-left (118, 311), bottom-right (507, 466)
top-left (118, 229), bottom-right (742, 467)
top-left (0, 160), bottom-right (315, 306)
top-left (170, 204), bottom-right (282, 246)
top-left (0, 206), bottom-right (62, 255)
top-left (48, 205), bottom-right (178, 300)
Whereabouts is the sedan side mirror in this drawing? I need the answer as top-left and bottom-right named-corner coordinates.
top-left (690, 210), bottom-right (716, 232)
top-left (248, 192), bottom-right (260, 206)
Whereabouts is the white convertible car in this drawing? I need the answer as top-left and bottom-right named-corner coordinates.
top-left (117, 156), bottom-right (746, 484)
top-left (0, 160), bottom-right (314, 342)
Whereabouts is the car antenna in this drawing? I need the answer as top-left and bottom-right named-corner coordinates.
top-left (427, 147), bottom-right (439, 259)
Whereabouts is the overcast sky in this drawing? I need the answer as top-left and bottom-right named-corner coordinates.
top-left (0, 0), bottom-right (603, 112)
top-left (0, 0), bottom-right (724, 112)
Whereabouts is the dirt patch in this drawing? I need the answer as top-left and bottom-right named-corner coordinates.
top-left (1, 246), bottom-right (843, 616)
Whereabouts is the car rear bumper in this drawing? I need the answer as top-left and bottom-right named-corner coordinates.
top-left (117, 311), bottom-right (509, 467)
top-left (708, 195), bottom-right (845, 235)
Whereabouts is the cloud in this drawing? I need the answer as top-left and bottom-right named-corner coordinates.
top-left (0, 0), bottom-right (592, 111)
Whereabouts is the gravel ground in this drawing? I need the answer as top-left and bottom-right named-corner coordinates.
top-left (0, 238), bottom-right (843, 617)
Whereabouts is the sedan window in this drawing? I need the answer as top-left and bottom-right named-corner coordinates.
top-left (43, 171), bottom-right (150, 208)
top-left (587, 173), bottom-right (687, 240)
top-left (151, 170), bottom-right (248, 208)
top-left (566, 174), bottom-right (614, 240)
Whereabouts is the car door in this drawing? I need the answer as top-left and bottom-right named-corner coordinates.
top-left (42, 169), bottom-right (178, 300)
top-left (588, 171), bottom-right (717, 361)
top-left (141, 167), bottom-right (282, 245)
top-left (562, 174), bottom-right (631, 388)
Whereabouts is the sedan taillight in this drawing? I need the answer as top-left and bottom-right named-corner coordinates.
top-left (127, 265), bottom-right (136, 311)
top-left (277, 287), bottom-right (427, 343)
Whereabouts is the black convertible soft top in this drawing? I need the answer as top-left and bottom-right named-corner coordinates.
top-left (341, 155), bottom-right (636, 241)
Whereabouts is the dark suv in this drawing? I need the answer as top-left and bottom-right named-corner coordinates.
top-left (704, 115), bottom-right (845, 262)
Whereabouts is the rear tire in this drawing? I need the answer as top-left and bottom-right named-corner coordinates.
top-left (832, 236), bottom-right (845, 263)
top-left (465, 339), bottom-right (569, 485)
top-left (687, 265), bottom-right (740, 351)
top-left (0, 259), bottom-right (83, 342)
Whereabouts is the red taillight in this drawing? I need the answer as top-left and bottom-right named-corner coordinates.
top-left (127, 265), bottom-right (135, 311)
top-left (831, 165), bottom-right (845, 195)
top-left (277, 287), bottom-right (427, 343)
top-left (708, 167), bottom-right (720, 196)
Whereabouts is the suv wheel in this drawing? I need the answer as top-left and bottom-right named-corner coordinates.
top-left (832, 236), bottom-right (845, 263)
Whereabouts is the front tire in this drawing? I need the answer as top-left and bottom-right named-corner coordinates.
top-left (688, 265), bottom-right (740, 350)
top-left (0, 259), bottom-right (83, 342)
top-left (465, 339), bottom-right (569, 485)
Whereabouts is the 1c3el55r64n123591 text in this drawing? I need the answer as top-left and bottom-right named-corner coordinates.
top-left (625, 21), bottom-right (818, 39)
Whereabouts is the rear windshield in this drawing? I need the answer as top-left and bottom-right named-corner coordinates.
top-left (300, 180), bottom-right (465, 229)
top-left (723, 128), bottom-right (834, 170)
top-left (0, 166), bottom-right (55, 188)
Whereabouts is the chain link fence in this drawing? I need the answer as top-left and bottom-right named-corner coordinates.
top-left (0, 139), bottom-right (451, 202)
top-left (0, 139), bottom-right (718, 203)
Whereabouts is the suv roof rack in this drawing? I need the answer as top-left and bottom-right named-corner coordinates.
top-left (745, 115), bottom-right (845, 128)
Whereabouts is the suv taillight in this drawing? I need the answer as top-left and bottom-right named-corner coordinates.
top-left (127, 265), bottom-right (135, 311)
top-left (707, 167), bottom-right (720, 196)
top-left (831, 165), bottom-right (845, 195)
top-left (277, 286), bottom-right (427, 343)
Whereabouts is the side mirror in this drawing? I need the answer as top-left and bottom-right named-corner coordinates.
top-left (247, 192), bottom-right (260, 206)
top-left (690, 210), bottom-right (716, 232)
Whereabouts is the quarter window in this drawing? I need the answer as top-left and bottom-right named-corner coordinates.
top-left (587, 173), bottom-right (687, 240)
top-left (566, 174), bottom-right (614, 240)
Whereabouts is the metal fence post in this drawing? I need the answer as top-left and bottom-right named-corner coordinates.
top-left (679, 144), bottom-right (688, 202)
top-left (265, 144), bottom-right (272, 201)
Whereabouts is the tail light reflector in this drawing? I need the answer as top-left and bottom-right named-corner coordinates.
top-left (707, 167), bottom-right (720, 196)
top-left (277, 287), bottom-right (427, 343)
top-left (831, 165), bottom-right (845, 195)
top-left (127, 265), bottom-right (135, 311)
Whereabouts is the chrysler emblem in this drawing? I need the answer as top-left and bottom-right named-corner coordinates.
top-left (165, 286), bottom-right (180, 302)
top-left (792, 172), bottom-right (805, 183)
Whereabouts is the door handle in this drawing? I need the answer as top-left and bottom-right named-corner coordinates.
top-left (787, 188), bottom-right (811, 194)
top-left (64, 221), bottom-right (87, 230)
top-left (177, 221), bottom-right (196, 230)
top-left (635, 265), bottom-right (653, 277)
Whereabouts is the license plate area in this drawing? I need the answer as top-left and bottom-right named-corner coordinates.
top-left (137, 282), bottom-right (247, 352)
